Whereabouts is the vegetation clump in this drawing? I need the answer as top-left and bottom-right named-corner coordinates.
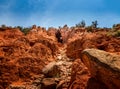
top-left (107, 24), bottom-right (120, 37)
top-left (76, 20), bottom-right (86, 27)
top-left (16, 26), bottom-right (31, 35)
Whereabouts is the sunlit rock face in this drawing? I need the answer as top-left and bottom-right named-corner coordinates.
top-left (66, 31), bottom-right (120, 59)
top-left (81, 49), bottom-right (120, 89)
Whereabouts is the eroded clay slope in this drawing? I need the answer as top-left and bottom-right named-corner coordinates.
top-left (0, 28), bottom-right (59, 89)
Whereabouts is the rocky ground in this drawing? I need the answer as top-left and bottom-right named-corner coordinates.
top-left (1, 26), bottom-right (120, 89)
top-left (8, 44), bottom-right (73, 89)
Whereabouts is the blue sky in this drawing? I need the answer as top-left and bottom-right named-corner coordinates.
top-left (0, 0), bottom-right (120, 28)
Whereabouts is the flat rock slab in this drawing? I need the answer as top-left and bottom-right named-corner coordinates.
top-left (81, 49), bottom-right (120, 89)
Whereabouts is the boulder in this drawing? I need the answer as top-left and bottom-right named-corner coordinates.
top-left (42, 61), bottom-right (60, 77)
top-left (81, 49), bottom-right (120, 89)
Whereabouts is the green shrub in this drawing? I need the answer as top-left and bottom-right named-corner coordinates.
top-left (21, 28), bottom-right (31, 35)
top-left (86, 26), bottom-right (93, 32)
top-left (107, 30), bottom-right (120, 37)
top-left (91, 20), bottom-right (98, 28)
top-left (76, 20), bottom-right (86, 27)
top-left (15, 26), bottom-right (31, 35)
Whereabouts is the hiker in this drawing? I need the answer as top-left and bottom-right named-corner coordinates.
top-left (55, 30), bottom-right (63, 43)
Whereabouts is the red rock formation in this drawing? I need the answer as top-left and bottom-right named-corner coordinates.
top-left (1, 26), bottom-right (120, 89)
top-left (66, 29), bottom-right (120, 89)
top-left (69, 59), bottom-right (90, 89)
top-left (66, 31), bottom-right (120, 59)
top-left (0, 27), bottom-right (59, 89)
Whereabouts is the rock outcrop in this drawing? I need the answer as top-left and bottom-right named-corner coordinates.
top-left (66, 31), bottom-right (120, 59)
top-left (69, 59), bottom-right (90, 89)
top-left (81, 49), bottom-right (120, 89)
top-left (0, 28), bottom-right (59, 89)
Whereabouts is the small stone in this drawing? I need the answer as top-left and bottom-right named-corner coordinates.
top-left (8, 84), bottom-right (26, 89)
top-left (54, 78), bottom-right (60, 82)
top-left (56, 80), bottom-right (65, 89)
top-left (26, 85), bottom-right (39, 89)
top-left (41, 78), bottom-right (57, 89)
top-left (32, 78), bottom-right (42, 86)
top-left (57, 56), bottom-right (62, 60)
top-left (56, 61), bottom-right (64, 66)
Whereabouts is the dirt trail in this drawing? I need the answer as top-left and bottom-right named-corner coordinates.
top-left (55, 44), bottom-right (73, 88)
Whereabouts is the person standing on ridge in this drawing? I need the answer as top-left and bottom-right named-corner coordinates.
top-left (55, 29), bottom-right (63, 43)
